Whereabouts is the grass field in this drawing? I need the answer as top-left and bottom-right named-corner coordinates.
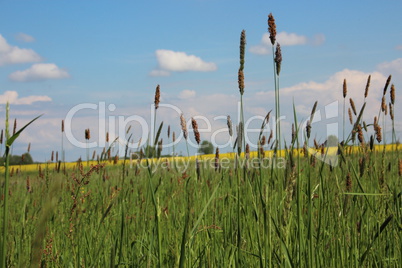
top-left (1, 13), bottom-right (401, 267)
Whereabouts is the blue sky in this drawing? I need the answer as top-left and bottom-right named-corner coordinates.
top-left (1, 0), bottom-right (401, 161)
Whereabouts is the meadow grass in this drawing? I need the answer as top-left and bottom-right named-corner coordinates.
top-left (1, 12), bottom-right (401, 267)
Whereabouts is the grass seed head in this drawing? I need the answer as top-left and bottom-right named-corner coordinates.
top-left (180, 114), bottom-right (188, 140)
top-left (85, 129), bottom-right (91, 140)
top-left (238, 69), bottom-right (245, 95)
top-left (357, 124), bottom-right (364, 144)
top-left (343, 79), bottom-right (347, 98)
top-left (389, 103), bottom-right (394, 121)
top-left (268, 13), bottom-right (277, 45)
top-left (167, 125), bottom-right (170, 139)
top-left (306, 120), bottom-right (311, 139)
top-left (154, 84), bottom-right (160, 109)
top-left (191, 117), bottom-right (200, 145)
top-left (349, 98), bottom-right (357, 115)
top-left (348, 108), bottom-right (353, 125)
top-left (381, 96), bottom-right (386, 112)
top-left (390, 84), bottom-right (395, 104)
top-left (364, 75), bottom-right (371, 98)
top-left (383, 75), bottom-right (392, 95)
top-left (239, 30), bottom-right (246, 71)
top-left (274, 43), bottom-right (282, 75)
top-left (227, 115), bottom-right (233, 137)
top-left (61, 120), bottom-right (65, 133)
top-left (268, 130), bottom-right (273, 144)
top-left (375, 125), bottom-right (382, 143)
top-left (398, 159), bottom-right (402, 176)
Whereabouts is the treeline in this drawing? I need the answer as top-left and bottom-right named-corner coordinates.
top-left (0, 153), bottom-right (34, 166)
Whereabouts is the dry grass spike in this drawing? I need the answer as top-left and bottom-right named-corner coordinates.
top-left (364, 75), bottom-right (371, 98)
top-left (268, 13), bottom-right (277, 45)
top-left (154, 84), bottom-right (160, 110)
top-left (191, 117), bottom-right (200, 145)
top-left (349, 98), bottom-right (357, 116)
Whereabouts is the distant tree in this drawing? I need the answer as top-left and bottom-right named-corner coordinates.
top-left (198, 140), bottom-right (214, 155)
top-left (327, 135), bottom-right (339, 147)
top-left (0, 153), bottom-right (34, 165)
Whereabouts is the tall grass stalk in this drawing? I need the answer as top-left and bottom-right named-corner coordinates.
top-left (1, 103), bottom-right (41, 267)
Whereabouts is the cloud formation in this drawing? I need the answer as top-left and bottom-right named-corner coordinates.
top-left (250, 32), bottom-right (325, 55)
top-left (15, 33), bottom-right (35, 43)
top-left (151, 49), bottom-right (217, 76)
top-left (0, 91), bottom-right (51, 105)
top-left (0, 34), bottom-right (42, 65)
top-left (178, 89), bottom-right (196, 100)
top-left (9, 63), bottom-right (70, 82)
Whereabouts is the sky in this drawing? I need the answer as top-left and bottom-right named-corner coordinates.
top-left (0, 0), bottom-right (401, 162)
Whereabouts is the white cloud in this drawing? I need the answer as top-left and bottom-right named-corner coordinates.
top-left (151, 49), bottom-right (217, 76)
top-left (9, 63), bottom-right (70, 82)
top-left (0, 91), bottom-right (51, 105)
top-left (15, 33), bottom-right (35, 43)
top-left (377, 58), bottom-right (402, 76)
top-left (250, 31), bottom-right (325, 55)
top-left (178, 89), bottom-right (196, 100)
top-left (149, 69), bottom-right (171, 77)
top-left (0, 34), bottom-right (42, 65)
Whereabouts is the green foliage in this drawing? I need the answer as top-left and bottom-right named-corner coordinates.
top-left (197, 140), bottom-right (214, 155)
top-left (0, 153), bottom-right (34, 166)
top-left (327, 135), bottom-right (339, 147)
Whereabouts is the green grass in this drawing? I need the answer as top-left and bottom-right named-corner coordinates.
top-left (0, 147), bottom-right (400, 267)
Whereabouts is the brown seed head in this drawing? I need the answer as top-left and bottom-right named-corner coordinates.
top-left (383, 75), bottom-right (392, 95)
top-left (306, 120), bottom-right (311, 139)
top-left (167, 125), bottom-right (170, 139)
top-left (51, 151), bottom-right (54, 162)
top-left (398, 159), bottom-right (402, 176)
top-left (343, 79), bottom-right (347, 98)
top-left (349, 98), bottom-right (357, 116)
top-left (191, 117), bottom-right (200, 145)
top-left (227, 115), bottom-right (233, 137)
top-left (154, 84), bottom-right (160, 109)
top-left (375, 125), bottom-right (382, 143)
top-left (261, 135), bottom-right (266, 146)
top-left (180, 114), bottom-right (188, 140)
top-left (61, 120), bottom-right (65, 133)
top-left (357, 124), bottom-right (364, 144)
top-left (238, 69), bottom-right (245, 95)
top-left (215, 147), bottom-right (220, 171)
top-left (27, 142), bottom-right (31, 153)
top-left (364, 75), bottom-right (371, 98)
top-left (268, 130), bottom-right (273, 144)
top-left (310, 101), bottom-right (318, 123)
top-left (245, 143), bottom-right (250, 159)
top-left (85, 129), bottom-right (91, 140)
top-left (389, 103), bottom-right (394, 121)
top-left (239, 30), bottom-right (246, 71)
top-left (274, 43), bottom-right (282, 75)
top-left (0, 129), bottom-right (3, 144)
top-left (370, 135), bottom-right (374, 151)
top-left (106, 132), bottom-right (109, 143)
top-left (348, 108), bottom-right (353, 125)
top-left (381, 96), bottom-right (386, 112)
top-left (390, 84), bottom-right (395, 105)
top-left (172, 131), bottom-right (176, 143)
top-left (268, 13), bottom-right (277, 45)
